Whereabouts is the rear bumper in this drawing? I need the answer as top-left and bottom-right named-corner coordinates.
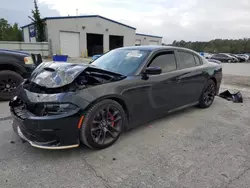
top-left (11, 105), bottom-right (81, 149)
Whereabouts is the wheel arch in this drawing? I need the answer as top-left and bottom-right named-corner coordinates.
top-left (199, 76), bottom-right (217, 98)
top-left (209, 76), bottom-right (217, 88)
top-left (0, 62), bottom-right (26, 76)
top-left (85, 94), bottom-right (130, 125)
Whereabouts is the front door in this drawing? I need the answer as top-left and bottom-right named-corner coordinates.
top-left (146, 51), bottom-right (184, 112)
top-left (122, 50), bottom-right (183, 126)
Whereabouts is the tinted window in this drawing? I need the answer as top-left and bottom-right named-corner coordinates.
top-left (92, 49), bottom-right (150, 76)
top-left (194, 55), bottom-right (201, 65)
top-left (149, 51), bottom-right (177, 73)
top-left (178, 51), bottom-right (196, 69)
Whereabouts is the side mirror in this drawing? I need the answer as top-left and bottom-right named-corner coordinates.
top-left (144, 66), bottom-right (162, 75)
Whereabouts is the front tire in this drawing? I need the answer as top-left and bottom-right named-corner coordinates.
top-left (0, 70), bottom-right (23, 100)
top-left (199, 79), bottom-right (216, 108)
top-left (80, 99), bottom-right (126, 149)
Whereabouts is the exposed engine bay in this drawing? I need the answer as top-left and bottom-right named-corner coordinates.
top-left (23, 62), bottom-right (126, 94)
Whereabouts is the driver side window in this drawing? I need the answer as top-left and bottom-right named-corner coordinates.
top-left (149, 51), bottom-right (177, 73)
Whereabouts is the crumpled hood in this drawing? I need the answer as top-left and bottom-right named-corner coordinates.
top-left (30, 62), bottom-right (124, 88)
top-left (30, 62), bottom-right (90, 88)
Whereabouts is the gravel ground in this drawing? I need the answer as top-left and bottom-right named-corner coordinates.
top-left (220, 63), bottom-right (250, 87)
top-left (0, 87), bottom-right (250, 188)
top-left (222, 63), bottom-right (250, 77)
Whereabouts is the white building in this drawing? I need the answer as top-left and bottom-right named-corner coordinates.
top-left (135, 33), bottom-right (162, 46)
top-left (22, 15), bottom-right (162, 57)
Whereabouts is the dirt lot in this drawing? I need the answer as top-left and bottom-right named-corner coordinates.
top-left (0, 87), bottom-right (250, 188)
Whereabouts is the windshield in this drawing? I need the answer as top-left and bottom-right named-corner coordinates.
top-left (91, 49), bottom-right (150, 76)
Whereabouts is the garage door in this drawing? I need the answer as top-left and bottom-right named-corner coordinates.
top-left (60, 32), bottom-right (80, 57)
top-left (149, 41), bottom-right (159, 45)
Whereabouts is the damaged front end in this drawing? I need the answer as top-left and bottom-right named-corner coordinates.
top-left (9, 62), bottom-right (126, 149)
top-left (24, 62), bottom-right (126, 94)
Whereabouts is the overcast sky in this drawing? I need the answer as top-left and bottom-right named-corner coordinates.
top-left (1, 0), bottom-right (250, 43)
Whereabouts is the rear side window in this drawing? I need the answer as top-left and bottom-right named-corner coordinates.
top-left (194, 55), bottom-right (201, 65)
top-left (178, 51), bottom-right (196, 69)
top-left (149, 51), bottom-right (177, 73)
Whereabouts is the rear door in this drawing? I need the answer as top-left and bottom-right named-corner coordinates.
top-left (175, 50), bottom-right (207, 105)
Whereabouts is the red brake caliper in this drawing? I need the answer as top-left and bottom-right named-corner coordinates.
top-left (108, 112), bottom-right (115, 127)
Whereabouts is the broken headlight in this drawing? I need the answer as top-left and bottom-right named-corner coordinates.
top-left (43, 103), bottom-right (79, 115)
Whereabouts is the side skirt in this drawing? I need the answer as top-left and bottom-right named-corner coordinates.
top-left (167, 101), bottom-right (199, 114)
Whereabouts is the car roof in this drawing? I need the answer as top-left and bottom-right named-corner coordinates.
top-left (120, 45), bottom-right (198, 53)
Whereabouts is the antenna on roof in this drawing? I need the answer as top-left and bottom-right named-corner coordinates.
top-left (76, 9), bottom-right (78, 16)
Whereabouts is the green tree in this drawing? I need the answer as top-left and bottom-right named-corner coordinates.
top-left (0, 18), bottom-right (9, 40)
top-left (0, 18), bottom-right (22, 41)
top-left (172, 38), bottom-right (250, 53)
top-left (32, 0), bottom-right (45, 42)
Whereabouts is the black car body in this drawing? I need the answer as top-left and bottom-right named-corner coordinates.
top-left (0, 49), bottom-right (37, 100)
top-left (10, 46), bottom-right (222, 149)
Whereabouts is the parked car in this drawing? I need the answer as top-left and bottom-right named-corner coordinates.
top-left (229, 54), bottom-right (245, 62)
top-left (223, 53), bottom-right (239, 62)
top-left (244, 54), bottom-right (250, 60)
top-left (210, 53), bottom-right (236, 63)
top-left (10, 46), bottom-right (222, 150)
top-left (208, 59), bottom-right (221, 64)
top-left (0, 49), bottom-right (38, 100)
top-left (238, 54), bottom-right (249, 61)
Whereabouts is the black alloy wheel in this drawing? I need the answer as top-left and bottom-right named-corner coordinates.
top-left (0, 70), bottom-right (23, 100)
top-left (199, 79), bottom-right (216, 108)
top-left (90, 106), bottom-right (122, 145)
top-left (80, 99), bottom-right (126, 149)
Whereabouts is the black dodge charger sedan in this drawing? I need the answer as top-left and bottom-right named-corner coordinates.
top-left (10, 46), bottom-right (222, 149)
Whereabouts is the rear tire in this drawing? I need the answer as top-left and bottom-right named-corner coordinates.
top-left (80, 99), bottom-right (126, 149)
top-left (199, 79), bottom-right (216, 108)
top-left (0, 70), bottom-right (23, 100)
